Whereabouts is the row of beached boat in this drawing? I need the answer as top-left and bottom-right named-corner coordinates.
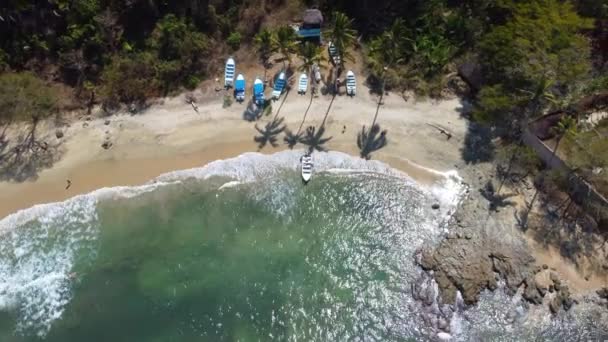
top-left (224, 56), bottom-right (357, 105)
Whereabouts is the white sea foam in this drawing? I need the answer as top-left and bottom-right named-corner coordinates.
top-left (0, 149), bottom-right (464, 337)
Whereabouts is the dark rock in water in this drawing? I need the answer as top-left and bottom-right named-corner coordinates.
top-left (55, 130), bottom-right (64, 139)
top-left (597, 287), bottom-right (608, 300)
top-left (522, 278), bottom-right (543, 304)
top-left (104, 119), bottom-right (111, 125)
top-left (550, 272), bottom-right (560, 287)
top-left (542, 264), bottom-right (549, 270)
top-left (549, 296), bottom-right (562, 314)
top-left (548, 285), bottom-right (555, 293)
top-left (101, 141), bottom-right (113, 149)
top-left (432, 203), bottom-right (440, 210)
top-left (563, 297), bottom-right (574, 311)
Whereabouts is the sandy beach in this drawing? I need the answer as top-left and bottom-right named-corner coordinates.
top-left (0, 85), bottom-right (468, 218)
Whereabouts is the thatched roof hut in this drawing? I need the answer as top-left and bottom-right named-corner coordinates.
top-left (303, 9), bottom-right (323, 27)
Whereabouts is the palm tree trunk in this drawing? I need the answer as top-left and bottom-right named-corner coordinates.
top-left (321, 93), bottom-right (336, 127)
top-left (371, 76), bottom-right (385, 127)
top-left (297, 90), bottom-right (314, 136)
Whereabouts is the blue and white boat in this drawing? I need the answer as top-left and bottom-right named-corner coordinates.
top-left (224, 57), bottom-right (235, 88)
top-left (328, 41), bottom-right (340, 66)
top-left (234, 74), bottom-right (245, 102)
top-left (272, 71), bottom-right (286, 100)
top-left (254, 78), bottom-right (265, 105)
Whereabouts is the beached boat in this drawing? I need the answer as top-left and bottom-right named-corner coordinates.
top-left (272, 71), bottom-right (286, 100)
top-left (312, 63), bottom-right (321, 83)
top-left (301, 154), bottom-right (313, 183)
top-left (346, 70), bottom-right (356, 96)
top-left (298, 74), bottom-right (308, 94)
top-left (253, 77), bottom-right (265, 105)
top-left (328, 41), bottom-right (340, 66)
top-left (224, 57), bottom-right (235, 88)
top-left (234, 74), bottom-right (245, 102)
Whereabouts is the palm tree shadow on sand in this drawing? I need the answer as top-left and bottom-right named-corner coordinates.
top-left (254, 116), bottom-right (286, 150)
top-left (253, 72), bottom-right (295, 150)
top-left (357, 124), bottom-right (387, 160)
top-left (357, 90), bottom-right (389, 160)
top-left (284, 91), bottom-right (314, 149)
top-left (243, 99), bottom-right (263, 122)
top-left (300, 125), bottom-right (332, 153)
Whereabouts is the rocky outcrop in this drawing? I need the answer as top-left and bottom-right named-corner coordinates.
top-left (418, 226), bottom-right (536, 305)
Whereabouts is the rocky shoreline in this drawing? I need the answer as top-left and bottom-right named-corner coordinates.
top-left (411, 162), bottom-right (608, 337)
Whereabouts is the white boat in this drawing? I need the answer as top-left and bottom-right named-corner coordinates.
top-left (312, 63), bottom-right (321, 83)
top-left (224, 57), bottom-right (235, 88)
top-left (298, 74), bottom-right (308, 94)
top-left (301, 154), bottom-right (313, 183)
top-left (346, 70), bottom-right (356, 96)
top-left (272, 71), bottom-right (286, 100)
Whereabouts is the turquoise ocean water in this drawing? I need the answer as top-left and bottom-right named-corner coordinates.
top-left (0, 151), bottom-right (606, 341)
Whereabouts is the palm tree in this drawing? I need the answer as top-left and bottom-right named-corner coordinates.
top-left (298, 41), bottom-right (326, 92)
top-left (549, 115), bottom-right (578, 162)
top-left (254, 117), bottom-right (286, 149)
top-left (524, 115), bottom-right (578, 226)
top-left (325, 11), bottom-right (357, 70)
top-left (354, 22), bottom-right (407, 161)
top-left (357, 124), bottom-right (388, 160)
top-left (272, 26), bottom-right (298, 68)
top-left (254, 28), bottom-right (275, 81)
top-left (498, 77), bottom-right (558, 194)
top-left (300, 125), bottom-right (332, 152)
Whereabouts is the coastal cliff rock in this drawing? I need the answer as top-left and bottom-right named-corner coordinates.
top-left (416, 174), bottom-right (536, 306)
top-left (418, 225), bottom-right (535, 305)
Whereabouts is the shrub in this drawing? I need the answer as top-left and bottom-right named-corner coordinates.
top-left (227, 32), bottom-right (242, 51)
top-left (184, 75), bottom-right (201, 90)
top-left (0, 72), bottom-right (59, 123)
top-left (100, 52), bottom-right (159, 111)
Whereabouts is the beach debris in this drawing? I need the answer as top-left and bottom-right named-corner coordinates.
top-left (55, 129), bottom-right (64, 139)
top-left (101, 140), bottom-right (113, 149)
top-left (65, 179), bottom-right (71, 190)
top-left (427, 123), bottom-right (453, 140)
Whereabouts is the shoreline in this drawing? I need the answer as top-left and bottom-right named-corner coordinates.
top-left (0, 89), bottom-right (464, 218)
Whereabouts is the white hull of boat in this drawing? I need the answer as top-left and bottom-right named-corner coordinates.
top-left (301, 155), bottom-right (313, 183)
top-left (346, 70), bottom-right (356, 96)
top-left (224, 57), bottom-right (236, 88)
top-left (298, 74), bottom-right (308, 94)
